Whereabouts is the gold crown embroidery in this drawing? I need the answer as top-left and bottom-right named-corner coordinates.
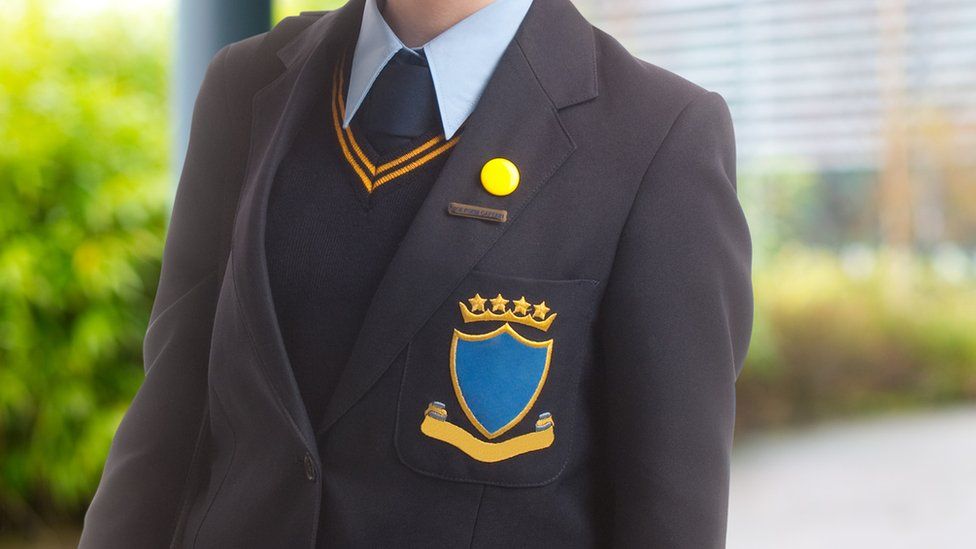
top-left (458, 293), bottom-right (556, 331)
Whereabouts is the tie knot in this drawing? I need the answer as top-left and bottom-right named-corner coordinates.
top-left (393, 47), bottom-right (428, 67)
top-left (356, 47), bottom-right (442, 155)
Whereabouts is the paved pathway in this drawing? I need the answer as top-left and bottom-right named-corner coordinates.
top-left (728, 406), bottom-right (976, 549)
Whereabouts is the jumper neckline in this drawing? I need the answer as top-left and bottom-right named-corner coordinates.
top-left (330, 48), bottom-right (462, 195)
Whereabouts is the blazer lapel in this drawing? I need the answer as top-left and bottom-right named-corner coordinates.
top-left (317, 0), bottom-right (598, 435)
top-left (231, 0), bottom-right (365, 451)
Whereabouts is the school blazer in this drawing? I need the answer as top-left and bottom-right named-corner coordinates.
top-left (80, 0), bottom-right (753, 547)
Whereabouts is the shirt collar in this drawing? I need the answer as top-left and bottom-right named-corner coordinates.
top-left (342, 0), bottom-right (534, 140)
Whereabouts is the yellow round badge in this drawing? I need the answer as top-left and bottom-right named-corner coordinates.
top-left (480, 157), bottom-right (520, 196)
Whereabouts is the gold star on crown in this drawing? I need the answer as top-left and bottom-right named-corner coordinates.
top-left (459, 293), bottom-right (556, 331)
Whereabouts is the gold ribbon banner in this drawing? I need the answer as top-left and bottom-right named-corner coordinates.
top-left (420, 404), bottom-right (554, 463)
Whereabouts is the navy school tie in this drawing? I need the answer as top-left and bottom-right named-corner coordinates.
top-left (356, 47), bottom-right (443, 156)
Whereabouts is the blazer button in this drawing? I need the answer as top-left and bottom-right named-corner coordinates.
top-left (303, 453), bottom-right (316, 481)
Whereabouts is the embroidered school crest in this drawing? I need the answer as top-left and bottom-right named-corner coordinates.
top-left (420, 293), bottom-right (556, 462)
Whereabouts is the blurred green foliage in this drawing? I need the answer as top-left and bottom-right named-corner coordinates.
top-left (737, 247), bottom-right (976, 431)
top-left (0, 5), bottom-right (169, 533)
top-left (737, 164), bottom-right (976, 430)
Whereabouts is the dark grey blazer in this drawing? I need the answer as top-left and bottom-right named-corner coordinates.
top-left (79, 0), bottom-right (753, 546)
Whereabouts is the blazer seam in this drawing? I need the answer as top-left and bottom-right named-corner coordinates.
top-left (594, 88), bottom-right (715, 353)
top-left (190, 384), bottom-right (238, 548)
top-left (467, 485), bottom-right (487, 549)
top-left (167, 405), bottom-right (210, 549)
top-left (144, 269), bottom-right (219, 344)
top-left (514, 35), bottom-right (555, 110)
top-left (213, 42), bottom-right (239, 280)
top-left (512, 38), bottom-right (578, 152)
top-left (604, 88), bottom-right (714, 266)
top-left (230, 261), bottom-right (310, 443)
top-left (513, 28), bottom-right (599, 110)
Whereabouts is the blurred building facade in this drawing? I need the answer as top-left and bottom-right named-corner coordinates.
top-left (581, 0), bottom-right (976, 250)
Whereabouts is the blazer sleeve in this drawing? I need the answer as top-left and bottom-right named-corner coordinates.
top-left (600, 91), bottom-right (754, 548)
top-left (80, 44), bottom-right (235, 549)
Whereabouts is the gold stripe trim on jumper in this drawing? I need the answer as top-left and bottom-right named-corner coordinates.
top-left (331, 50), bottom-right (460, 193)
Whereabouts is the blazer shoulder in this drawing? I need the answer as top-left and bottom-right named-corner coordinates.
top-left (590, 24), bottom-right (714, 124)
top-left (215, 11), bottom-right (332, 91)
top-left (574, 23), bottom-right (733, 210)
top-left (222, 31), bottom-right (271, 66)
top-left (198, 32), bottom-right (271, 101)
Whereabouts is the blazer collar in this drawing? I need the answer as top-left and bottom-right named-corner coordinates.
top-left (231, 0), bottom-right (599, 450)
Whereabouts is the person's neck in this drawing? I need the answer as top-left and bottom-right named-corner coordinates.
top-left (382, 0), bottom-right (497, 47)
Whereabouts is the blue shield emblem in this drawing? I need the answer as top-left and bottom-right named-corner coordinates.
top-left (450, 323), bottom-right (553, 439)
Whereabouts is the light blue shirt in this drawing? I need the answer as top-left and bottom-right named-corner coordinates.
top-left (342, 0), bottom-right (534, 140)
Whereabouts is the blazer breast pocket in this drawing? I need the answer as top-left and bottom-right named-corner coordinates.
top-left (394, 269), bottom-right (601, 487)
